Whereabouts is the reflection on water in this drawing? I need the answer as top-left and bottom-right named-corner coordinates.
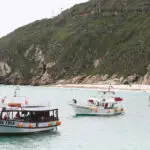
top-left (0, 130), bottom-right (61, 138)
top-left (0, 131), bottom-right (61, 149)
top-left (0, 86), bottom-right (149, 150)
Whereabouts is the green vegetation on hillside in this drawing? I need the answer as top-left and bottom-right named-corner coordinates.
top-left (0, 0), bottom-right (150, 82)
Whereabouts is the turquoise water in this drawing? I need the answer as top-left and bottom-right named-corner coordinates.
top-left (0, 85), bottom-right (150, 150)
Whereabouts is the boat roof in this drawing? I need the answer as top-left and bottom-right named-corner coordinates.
top-left (22, 106), bottom-right (57, 111)
top-left (1, 106), bottom-right (57, 112)
top-left (97, 90), bottom-right (115, 95)
top-left (0, 87), bottom-right (58, 112)
top-left (88, 96), bottom-right (123, 103)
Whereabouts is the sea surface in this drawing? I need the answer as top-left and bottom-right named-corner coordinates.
top-left (0, 85), bottom-right (149, 150)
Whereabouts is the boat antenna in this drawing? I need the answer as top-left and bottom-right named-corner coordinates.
top-left (108, 84), bottom-right (111, 91)
top-left (108, 84), bottom-right (114, 92)
top-left (108, 84), bottom-right (115, 94)
top-left (14, 86), bottom-right (20, 97)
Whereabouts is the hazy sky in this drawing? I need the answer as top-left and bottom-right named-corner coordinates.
top-left (0, 0), bottom-right (88, 37)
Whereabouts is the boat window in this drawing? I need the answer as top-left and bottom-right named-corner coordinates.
top-left (0, 109), bottom-right (59, 122)
top-left (112, 103), bottom-right (114, 108)
top-left (50, 111), bottom-right (54, 120)
top-left (21, 111), bottom-right (29, 118)
top-left (2, 112), bottom-right (9, 120)
top-left (104, 103), bottom-right (108, 109)
top-left (102, 99), bottom-right (106, 102)
top-left (14, 111), bottom-right (21, 119)
top-left (96, 101), bottom-right (100, 106)
top-left (19, 111), bottom-right (51, 122)
top-left (54, 110), bottom-right (58, 120)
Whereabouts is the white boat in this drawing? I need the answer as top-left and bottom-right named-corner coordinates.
top-left (0, 87), bottom-right (61, 135)
top-left (69, 90), bottom-right (124, 116)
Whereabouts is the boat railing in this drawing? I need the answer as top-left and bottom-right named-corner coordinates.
top-left (0, 116), bottom-right (59, 123)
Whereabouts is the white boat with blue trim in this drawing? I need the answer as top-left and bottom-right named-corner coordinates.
top-left (69, 90), bottom-right (124, 116)
top-left (0, 87), bottom-right (61, 135)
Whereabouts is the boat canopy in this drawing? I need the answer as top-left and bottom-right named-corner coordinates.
top-left (3, 106), bottom-right (55, 112)
top-left (22, 106), bottom-right (56, 112)
top-left (97, 90), bottom-right (115, 95)
top-left (114, 97), bottom-right (123, 102)
top-left (88, 97), bottom-right (99, 102)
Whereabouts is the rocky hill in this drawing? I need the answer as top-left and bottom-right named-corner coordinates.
top-left (0, 0), bottom-right (150, 85)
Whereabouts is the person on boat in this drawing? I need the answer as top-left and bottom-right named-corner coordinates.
top-left (96, 101), bottom-right (100, 106)
top-left (114, 103), bottom-right (118, 108)
top-left (104, 103), bottom-right (108, 109)
top-left (73, 99), bottom-right (77, 104)
top-left (15, 112), bottom-right (20, 119)
top-left (111, 103), bottom-right (114, 109)
top-left (21, 111), bottom-right (27, 119)
top-left (101, 103), bottom-right (104, 107)
top-left (41, 116), bottom-right (44, 121)
top-left (3, 114), bottom-right (7, 120)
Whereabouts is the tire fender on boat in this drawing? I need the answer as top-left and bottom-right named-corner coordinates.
top-left (48, 122), bottom-right (53, 127)
top-left (107, 109), bottom-right (110, 113)
top-left (120, 108), bottom-right (124, 112)
top-left (90, 107), bottom-right (94, 110)
top-left (56, 121), bottom-right (61, 126)
top-left (95, 108), bottom-right (99, 112)
top-left (28, 123), bottom-right (33, 128)
top-left (114, 109), bottom-right (118, 112)
top-left (17, 123), bottom-right (23, 128)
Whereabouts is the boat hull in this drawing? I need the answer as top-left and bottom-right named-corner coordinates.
top-left (0, 125), bottom-right (57, 135)
top-left (0, 119), bottom-right (60, 135)
top-left (69, 104), bottom-right (124, 116)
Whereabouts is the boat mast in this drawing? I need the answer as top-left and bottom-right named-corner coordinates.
top-left (14, 86), bottom-right (20, 97)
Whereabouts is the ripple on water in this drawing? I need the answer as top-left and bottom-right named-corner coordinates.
top-left (0, 86), bottom-right (149, 150)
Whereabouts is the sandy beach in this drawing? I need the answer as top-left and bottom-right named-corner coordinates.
top-left (52, 84), bottom-right (150, 93)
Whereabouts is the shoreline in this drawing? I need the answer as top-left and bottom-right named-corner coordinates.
top-left (50, 84), bottom-right (150, 92)
top-left (1, 83), bottom-right (150, 93)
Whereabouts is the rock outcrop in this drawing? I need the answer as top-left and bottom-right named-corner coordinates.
top-left (0, 0), bottom-right (149, 85)
top-left (0, 62), bottom-right (11, 77)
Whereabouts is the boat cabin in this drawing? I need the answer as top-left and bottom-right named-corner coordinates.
top-left (88, 96), bottom-right (123, 109)
top-left (0, 105), bottom-right (59, 123)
